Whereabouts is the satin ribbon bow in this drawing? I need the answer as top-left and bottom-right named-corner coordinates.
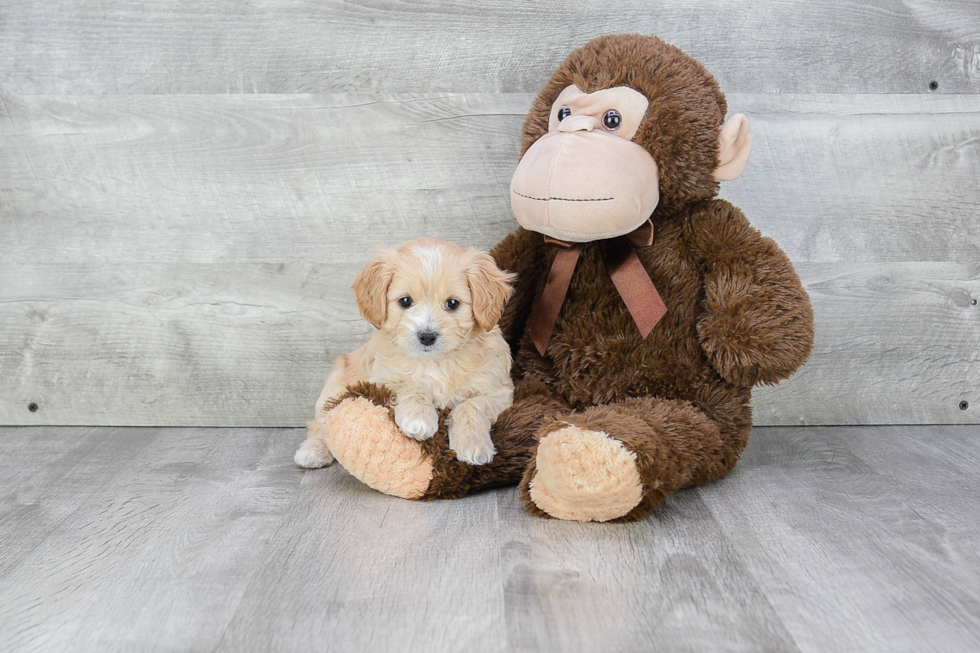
top-left (529, 219), bottom-right (668, 356)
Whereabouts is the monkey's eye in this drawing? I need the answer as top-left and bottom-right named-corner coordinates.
top-left (557, 106), bottom-right (572, 121)
top-left (602, 110), bottom-right (622, 131)
top-left (398, 297), bottom-right (413, 309)
top-left (445, 298), bottom-right (460, 311)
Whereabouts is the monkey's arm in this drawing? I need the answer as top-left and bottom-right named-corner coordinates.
top-left (687, 200), bottom-right (814, 387)
top-left (490, 228), bottom-right (547, 351)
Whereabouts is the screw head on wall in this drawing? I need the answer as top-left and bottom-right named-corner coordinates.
top-left (960, 401), bottom-right (970, 411)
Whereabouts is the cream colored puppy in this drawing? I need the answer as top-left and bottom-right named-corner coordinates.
top-left (296, 238), bottom-right (516, 468)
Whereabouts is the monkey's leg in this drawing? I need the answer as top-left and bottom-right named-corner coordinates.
top-left (324, 381), bottom-right (566, 500)
top-left (520, 396), bottom-right (751, 522)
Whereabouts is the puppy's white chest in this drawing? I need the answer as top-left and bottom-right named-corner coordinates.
top-left (406, 361), bottom-right (462, 408)
top-left (369, 358), bottom-right (465, 409)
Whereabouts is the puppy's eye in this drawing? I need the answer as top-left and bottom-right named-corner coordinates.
top-left (602, 110), bottom-right (622, 131)
top-left (398, 297), bottom-right (413, 309)
top-left (557, 106), bottom-right (571, 121)
top-left (445, 298), bottom-right (460, 311)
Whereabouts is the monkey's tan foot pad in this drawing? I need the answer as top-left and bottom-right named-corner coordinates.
top-left (324, 397), bottom-right (433, 500)
top-left (527, 425), bottom-right (643, 522)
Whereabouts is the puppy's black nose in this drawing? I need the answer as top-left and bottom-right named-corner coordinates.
top-left (418, 330), bottom-right (439, 347)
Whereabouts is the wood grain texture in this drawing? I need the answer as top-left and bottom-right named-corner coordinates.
top-left (0, 93), bottom-right (526, 265)
top-left (1, 0), bottom-right (979, 95)
top-left (720, 94), bottom-right (980, 263)
top-left (1, 425), bottom-right (979, 652)
top-left (0, 426), bottom-right (155, 578)
top-left (2, 93), bottom-right (978, 426)
top-left (213, 464), bottom-right (507, 652)
top-left (703, 426), bottom-right (980, 651)
top-left (1, 93), bottom-right (978, 266)
top-left (1, 261), bottom-right (977, 426)
top-left (0, 427), bottom-right (301, 651)
top-left (754, 261), bottom-right (980, 426)
top-left (495, 488), bottom-right (799, 652)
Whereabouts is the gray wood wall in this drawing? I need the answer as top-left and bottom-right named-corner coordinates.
top-left (1, 0), bottom-right (978, 427)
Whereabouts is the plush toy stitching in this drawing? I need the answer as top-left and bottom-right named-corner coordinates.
top-left (512, 190), bottom-right (613, 202)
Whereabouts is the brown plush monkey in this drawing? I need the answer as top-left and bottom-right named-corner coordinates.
top-left (319, 34), bottom-right (814, 522)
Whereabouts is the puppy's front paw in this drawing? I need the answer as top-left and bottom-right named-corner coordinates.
top-left (394, 402), bottom-right (439, 441)
top-left (449, 423), bottom-right (496, 465)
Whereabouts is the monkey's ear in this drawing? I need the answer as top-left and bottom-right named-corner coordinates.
top-left (352, 248), bottom-right (396, 329)
top-left (714, 114), bottom-right (752, 181)
top-left (465, 250), bottom-right (516, 331)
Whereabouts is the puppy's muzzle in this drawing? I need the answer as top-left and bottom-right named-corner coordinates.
top-left (417, 330), bottom-right (439, 347)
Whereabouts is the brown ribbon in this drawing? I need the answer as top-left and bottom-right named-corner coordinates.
top-left (529, 219), bottom-right (667, 356)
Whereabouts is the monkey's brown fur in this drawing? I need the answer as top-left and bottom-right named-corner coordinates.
top-left (324, 34), bottom-right (814, 521)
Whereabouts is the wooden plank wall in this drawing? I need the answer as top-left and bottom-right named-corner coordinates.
top-left (1, 0), bottom-right (978, 426)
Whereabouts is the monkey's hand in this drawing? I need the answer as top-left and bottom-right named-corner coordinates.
top-left (689, 201), bottom-right (814, 387)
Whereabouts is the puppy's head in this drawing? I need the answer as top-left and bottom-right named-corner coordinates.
top-left (352, 238), bottom-right (515, 357)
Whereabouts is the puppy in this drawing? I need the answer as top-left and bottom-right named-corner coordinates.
top-left (295, 238), bottom-right (516, 469)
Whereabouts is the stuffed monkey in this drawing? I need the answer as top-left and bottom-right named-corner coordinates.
top-left (316, 34), bottom-right (814, 522)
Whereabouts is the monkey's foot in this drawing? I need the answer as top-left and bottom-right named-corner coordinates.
top-left (324, 393), bottom-right (433, 500)
top-left (522, 424), bottom-right (643, 522)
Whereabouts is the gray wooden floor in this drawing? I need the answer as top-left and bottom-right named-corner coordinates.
top-left (1, 425), bottom-right (978, 652)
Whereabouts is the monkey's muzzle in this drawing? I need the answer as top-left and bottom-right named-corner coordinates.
top-left (510, 130), bottom-right (659, 243)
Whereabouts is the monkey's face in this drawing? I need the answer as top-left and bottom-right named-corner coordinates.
top-left (510, 84), bottom-right (659, 242)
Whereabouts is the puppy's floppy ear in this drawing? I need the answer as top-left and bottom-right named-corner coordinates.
top-left (352, 248), bottom-right (396, 329)
top-left (465, 249), bottom-right (516, 331)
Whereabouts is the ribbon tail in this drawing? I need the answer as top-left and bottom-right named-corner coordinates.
top-left (601, 239), bottom-right (667, 338)
top-left (529, 244), bottom-right (582, 355)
